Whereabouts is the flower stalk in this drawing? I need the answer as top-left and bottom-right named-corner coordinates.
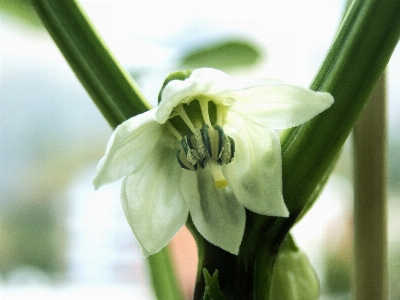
top-left (353, 73), bottom-right (388, 300)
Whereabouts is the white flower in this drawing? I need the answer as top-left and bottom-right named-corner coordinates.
top-left (93, 68), bottom-right (333, 257)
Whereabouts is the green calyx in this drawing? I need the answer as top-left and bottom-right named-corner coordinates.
top-left (158, 69), bottom-right (194, 103)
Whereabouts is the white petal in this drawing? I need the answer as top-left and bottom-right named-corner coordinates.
top-left (229, 85), bottom-right (334, 129)
top-left (224, 119), bottom-right (289, 217)
top-left (93, 108), bottom-right (165, 189)
top-left (121, 139), bottom-right (189, 257)
top-left (156, 68), bottom-right (234, 123)
top-left (227, 78), bottom-right (284, 91)
top-left (180, 169), bottom-right (246, 255)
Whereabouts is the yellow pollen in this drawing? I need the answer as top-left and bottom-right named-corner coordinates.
top-left (207, 159), bottom-right (228, 189)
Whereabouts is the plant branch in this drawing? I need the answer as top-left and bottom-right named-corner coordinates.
top-left (30, 0), bottom-right (151, 129)
top-left (251, 0), bottom-right (400, 297)
top-left (29, 1), bottom-right (182, 299)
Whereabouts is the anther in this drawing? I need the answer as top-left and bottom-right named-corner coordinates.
top-left (219, 136), bottom-right (235, 164)
top-left (177, 149), bottom-right (197, 171)
top-left (201, 124), bottom-right (225, 160)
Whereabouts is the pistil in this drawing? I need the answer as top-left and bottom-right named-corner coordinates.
top-left (207, 159), bottom-right (228, 188)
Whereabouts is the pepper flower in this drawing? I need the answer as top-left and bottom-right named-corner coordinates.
top-left (93, 68), bottom-right (334, 257)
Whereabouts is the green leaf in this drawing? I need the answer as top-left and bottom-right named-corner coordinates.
top-left (30, 0), bottom-right (151, 129)
top-left (180, 39), bottom-right (262, 72)
top-left (203, 269), bottom-right (226, 300)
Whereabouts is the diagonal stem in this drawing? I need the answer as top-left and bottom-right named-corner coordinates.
top-left (30, 0), bottom-right (151, 128)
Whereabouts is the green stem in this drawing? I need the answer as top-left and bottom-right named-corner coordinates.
top-left (188, 212), bottom-right (255, 300)
top-left (147, 246), bottom-right (184, 300)
top-left (353, 74), bottom-right (388, 300)
top-left (250, 0), bottom-right (400, 297)
top-left (30, 1), bottom-right (183, 299)
top-left (194, 240), bottom-right (254, 300)
top-left (281, 0), bottom-right (399, 218)
top-left (30, 0), bottom-right (151, 129)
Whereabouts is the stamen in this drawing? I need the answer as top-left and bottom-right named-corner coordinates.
top-left (207, 159), bottom-right (228, 188)
top-left (175, 105), bottom-right (196, 133)
top-left (199, 100), bottom-right (212, 127)
top-left (202, 124), bottom-right (224, 160)
top-left (166, 121), bottom-right (183, 141)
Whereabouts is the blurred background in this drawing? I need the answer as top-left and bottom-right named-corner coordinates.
top-left (0, 1), bottom-right (399, 299)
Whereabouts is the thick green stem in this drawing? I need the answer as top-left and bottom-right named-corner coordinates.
top-left (353, 74), bottom-right (388, 300)
top-left (30, 0), bottom-right (151, 129)
top-left (194, 241), bottom-right (254, 300)
top-left (281, 0), bottom-right (399, 218)
top-left (250, 0), bottom-right (399, 297)
top-left (187, 215), bottom-right (254, 300)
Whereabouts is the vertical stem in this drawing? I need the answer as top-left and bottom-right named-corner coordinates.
top-left (193, 240), bottom-right (254, 300)
top-left (147, 246), bottom-right (184, 300)
top-left (189, 213), bottom-right (254, 300)
top-left (353, 73), bottom-right (388, 300)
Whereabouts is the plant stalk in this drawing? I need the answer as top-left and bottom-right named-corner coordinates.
top-left (353, 73), bottom-right (388, 300)
top-left (30, 0), bottom-right (151, 128)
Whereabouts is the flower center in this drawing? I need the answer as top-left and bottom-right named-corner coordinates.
top-left (167, 99), bottom-right (235, 188)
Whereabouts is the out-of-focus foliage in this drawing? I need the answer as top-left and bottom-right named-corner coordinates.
top-left (388, 138), bottom-right (400, 195)
top-left (180, 39), bottom-right (262, 72)
top-left (323, 232), bottom-right (352, 298)
top-left (0, 0), bottom-right (42, 27)
top-left (0, 198), bottom-right (62, 275)
top-left (324, 254), bottom-right (352, 297)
